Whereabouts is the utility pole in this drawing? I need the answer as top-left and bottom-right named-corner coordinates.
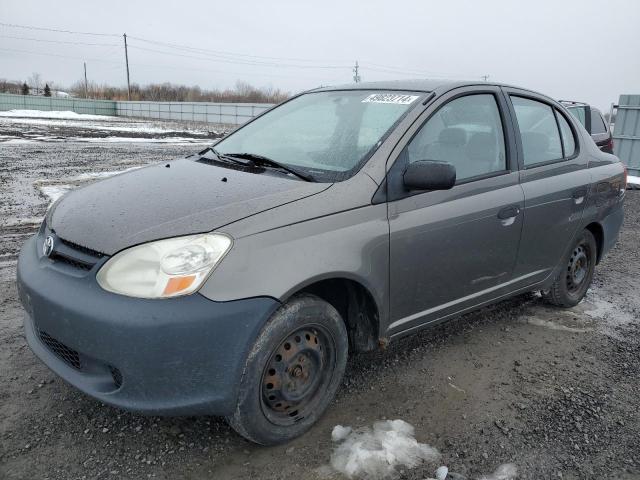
top-left (84, 62), bottom-right (88, 99)
top-left (353, 61), bottom-right (361, 83)
top-left (123, 33), bottom-right (131, 101)
top-left (481, 74), bottom-right (490, 82)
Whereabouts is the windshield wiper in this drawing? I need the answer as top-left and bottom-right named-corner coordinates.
top-left (223, 152), bottom-right (314, 182)
top-left (199, 147), bottom-right (246, 166)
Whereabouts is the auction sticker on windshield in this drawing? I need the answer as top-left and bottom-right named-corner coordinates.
top-left (362, 93), bottom-right (419, 104)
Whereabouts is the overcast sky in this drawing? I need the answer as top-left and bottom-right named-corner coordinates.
top-left (1, 0), bottom-right (638, 110)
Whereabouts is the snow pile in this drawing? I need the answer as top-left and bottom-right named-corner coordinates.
top-left (329, 420), bottom-right (440, 479)
top-left (327, 420), bottom-right (518, 480)
top-left (0, 109), bottom-right (118, 121)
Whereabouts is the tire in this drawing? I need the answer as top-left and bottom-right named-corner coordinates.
top-left (543, 229), bottom-right (597, 308)
top-left (226, 294), bottom-right (348, 445)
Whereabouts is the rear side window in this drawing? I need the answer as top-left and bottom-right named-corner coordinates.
top-left (511, 96), bottom-right (563, 166)
top-left (406, 94), bottom-right (506, 181)
top-left (555, 111), bottom-right (576, 157)
top-left (590, 109), bottom-right (608, 134)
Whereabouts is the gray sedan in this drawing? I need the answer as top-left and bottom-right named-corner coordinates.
top-left (17, 80), bottom-right (626, 445)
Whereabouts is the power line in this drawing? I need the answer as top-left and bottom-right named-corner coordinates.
top-left (0, 34), bottom-right (119, 47)
top-left (0, 47), bottom-right (339, 82)
top-left (0, 21), bottom-right (482, 82)
top-left (126, 43), bottom-right (349, 70)
top-left (0, 22), bottom-right (119, 37)
top-left (126, 35), bottom-right (351, 64)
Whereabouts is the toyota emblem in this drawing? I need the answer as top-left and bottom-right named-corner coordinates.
top-left (43, 235), bottom-right (55, 257)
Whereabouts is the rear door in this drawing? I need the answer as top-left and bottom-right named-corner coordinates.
top-left (386, 86), bottom-right (524, 336)
top-left (503, 88), bottom-right (591, 286)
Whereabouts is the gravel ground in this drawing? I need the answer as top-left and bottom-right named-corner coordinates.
top-left (1, 118), bottom-right (639, 479)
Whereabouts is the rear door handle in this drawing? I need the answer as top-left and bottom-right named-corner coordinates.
top-left (497, 206), bottom-right (521, 220)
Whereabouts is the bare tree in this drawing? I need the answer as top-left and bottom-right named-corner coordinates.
top-left (28, 72), bottom-right (42, 95)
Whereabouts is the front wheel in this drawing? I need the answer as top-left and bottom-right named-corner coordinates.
top-left (543, 229), bottom-right (597, 308)
top-left (226, 294), bottom-right (348, 445)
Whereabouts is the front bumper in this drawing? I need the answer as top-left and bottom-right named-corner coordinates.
top-left (17, 234), bottom-right (280, 416)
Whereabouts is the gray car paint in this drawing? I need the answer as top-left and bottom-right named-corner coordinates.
top-left (49, 158), bottom-right (330, 255)
top-left (45, 79), bottom-right (625, 345)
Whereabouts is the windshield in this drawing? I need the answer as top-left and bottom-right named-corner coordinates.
top-left (214, 90), bottom-right (423, 182)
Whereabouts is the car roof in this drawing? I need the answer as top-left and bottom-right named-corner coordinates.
top-left (311, 78), bottom-right (535, 94)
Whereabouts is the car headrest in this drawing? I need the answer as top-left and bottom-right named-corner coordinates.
top-left (438, 127), bottom-right (467, 146)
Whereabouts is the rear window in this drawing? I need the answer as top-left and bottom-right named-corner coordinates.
top-left (590, 109), bottom-right (608, 134)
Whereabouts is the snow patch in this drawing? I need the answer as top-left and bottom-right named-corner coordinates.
top-left (524, 317), bottom-right (592, 334)
top-left (435, 465), bottom-right (449, 479)
top-left (38, 185), bottom-right (73, 203)
top-left (329, 419), bottom-right (440, 479)
top-left (628, 175), bottom-right (640, 188)
top-left (331, 425), bottom-right (352, 442)
top-left (478, 463), bottom-right (517, 480)
top-left (0, 109), bottom-right (118, 121)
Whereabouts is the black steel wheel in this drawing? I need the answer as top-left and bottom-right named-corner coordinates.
top-left (261, 325), bottom-right (336, 426)
top-left (566, 243), bottom-right (590, 295)
top-left (227, 294), bottom-right (348, 445)
top-left (543, 229), bottom-right (597, 308)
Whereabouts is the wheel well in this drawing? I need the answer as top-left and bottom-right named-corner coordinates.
top-left (585, 222), bottom-right (604, 264)
top-left (295, 278), bottom-right (380, 353)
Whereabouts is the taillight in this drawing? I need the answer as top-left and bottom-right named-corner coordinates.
top-left (607, 137), bottom-right (614, 152)
top-left (623, 165), bottom-right (628, 189)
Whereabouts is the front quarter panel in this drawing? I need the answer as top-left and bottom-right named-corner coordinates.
top-left (199, 202), bottom-right (390, 328)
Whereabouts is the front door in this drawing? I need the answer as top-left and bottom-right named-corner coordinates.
top-left (386, 87), bottom-right (524, 336)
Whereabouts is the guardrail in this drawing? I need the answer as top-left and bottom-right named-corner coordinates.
top-left (0, 93), bottom-right (274, 126)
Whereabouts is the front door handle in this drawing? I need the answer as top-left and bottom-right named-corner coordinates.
top-left (497, 205), bottom-right (521, 226)
top-left (497, 205), bottom-right (521, 220)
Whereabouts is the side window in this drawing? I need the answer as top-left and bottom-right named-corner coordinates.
top-left (406, 94), bottom-right (506, 181)
top-left (511, 96), bottom-right (563, 166)
top-left (590, 109), bottom-right (608, 134)
top-left (555, 110), bottom-right (576, 157)
top-left (567, 106), bottom-right (586, 128)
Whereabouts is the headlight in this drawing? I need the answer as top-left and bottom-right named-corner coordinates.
top-left (96, 233), bottom-right (232, 299)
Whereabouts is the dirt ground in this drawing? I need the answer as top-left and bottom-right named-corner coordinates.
top-left (1, 122), bottom-right (639, 479)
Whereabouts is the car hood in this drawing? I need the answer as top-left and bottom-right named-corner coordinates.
top-left (49, 158), bottom-right (331, 255)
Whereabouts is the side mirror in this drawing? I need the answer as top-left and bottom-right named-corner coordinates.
top-left (403, 160), bottom-right (456, 191)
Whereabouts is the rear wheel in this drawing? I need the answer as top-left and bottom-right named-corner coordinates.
top-left (543, 229), bottom-right (597, 307)
top-left (226, 294), bottom-right (348, 445)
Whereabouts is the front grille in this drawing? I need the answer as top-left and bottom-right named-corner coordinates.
top-left (49, 253), bottom-right (93, 271)
top-left (38, 329), bottom-right (81, 370)
top-left (45, 233), bottom-right (106, 271)
top-left (59, 238), bottom-right (105, 259)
